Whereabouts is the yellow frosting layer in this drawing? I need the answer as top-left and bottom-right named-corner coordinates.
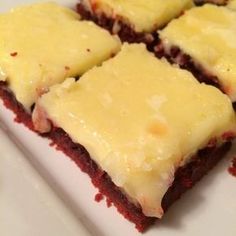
top-left (34, 44), bottom-right (236, 218)
top-left (160, 4), bottom-right (236, 101)
top-left (228, 0), bottom-right (236, 10)
top-left (82, 0), bottom-right (194, 32)
top-left (0, 2), bottom-right (121, 110)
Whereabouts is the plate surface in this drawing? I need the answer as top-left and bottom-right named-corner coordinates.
top-left (0, 112), bottom-right (90, 236)
top-left (0, 1), bottom-right (236, 236)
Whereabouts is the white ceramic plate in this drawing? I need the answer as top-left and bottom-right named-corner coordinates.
top-left (0, 1), bottom-right (236, 235)
top-left (0, 110), bottom-right (90, 236)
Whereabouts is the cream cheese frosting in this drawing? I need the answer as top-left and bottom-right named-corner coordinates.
top-left (81, 0), bottom-right (194, 32)
top-left (160, 4), bottom-right (236, 101)
top-left (0, 2), bottom-right (121, 110)
top-left (33, 43), bottom-right (236, 218)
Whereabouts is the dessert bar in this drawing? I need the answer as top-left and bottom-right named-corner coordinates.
top-left (157, 4), bottom-right (236, 103)
top-left (0, 2), bottom-right (120, 115)
top-left (33, 43), bottom-right (236, 231)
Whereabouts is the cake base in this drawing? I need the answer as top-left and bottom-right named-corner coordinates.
top-left (0, 81), bottom-right (232, 232)
top-left (0, 82), bottom-right (34, 130)
top-left (194, 0), bottom-right (228, 6)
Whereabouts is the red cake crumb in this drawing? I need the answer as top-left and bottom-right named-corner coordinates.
top-left (10, 52), bottom-right (18, 57)
top-left (207, 138), bottom-right (217, 148)
top-left (222, 132), bottom-right (236, 141)
top-left (228, 157), bottom-right (236, 177)
top-left (106, 198), bottom-right (112, 208)
top-left (95, 193), bottom-right (104, 202)
top-left (181, 178), bottom-right (193, 188)
top-left (95, 193), bottom-right (112, 207)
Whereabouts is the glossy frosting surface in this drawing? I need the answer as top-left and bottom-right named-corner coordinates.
top-left (160, 4), bottom-right (236, 101)
top-left (35, 44), bottom-right (236, 217)
top-left (0, 2), bottom-right (121, 109)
